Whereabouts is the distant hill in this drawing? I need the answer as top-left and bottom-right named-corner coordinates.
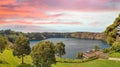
top-left (0, 29), bottom-right (104, 42)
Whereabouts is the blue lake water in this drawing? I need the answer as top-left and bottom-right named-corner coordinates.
top-left (30, 38), bottom-right (109, 59)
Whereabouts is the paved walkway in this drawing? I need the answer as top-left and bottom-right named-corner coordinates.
top-left (109, 57), bottom-right (120, 61)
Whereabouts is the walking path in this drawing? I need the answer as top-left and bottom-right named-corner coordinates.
top-left (109, 57), bottom-right (120, 61)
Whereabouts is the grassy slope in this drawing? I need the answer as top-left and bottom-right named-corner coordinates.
top-left (52, 59), bottom-right (120, 67)
top-left (1, 50), bottom-right (120, 67)
top-left (0, 49), bottom-right (32, 67)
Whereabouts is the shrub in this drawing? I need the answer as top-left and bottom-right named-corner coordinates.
top-left (102, 48), bottom-right (110, 53)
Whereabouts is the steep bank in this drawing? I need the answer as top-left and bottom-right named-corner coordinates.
top-left (27, 32), bottom-right (105, 40)
top-left (71, 32), bottom-right (105, 40)
top-left (0, 30), bottom-right (105, 41)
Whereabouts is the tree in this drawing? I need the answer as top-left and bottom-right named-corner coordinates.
top-left (55, 42), bottom-right (66, 57)
top-left (102, 48), bottom-right (110, 53)
top-left (76, 52), bottom-right (83, 59)
top-left (31, 41), bottom-right (56, 67)
top-left (0, 35), bottom-right (8, 53)
top-left (111, 42), bottom-right (120, 52)
top-left (13, 34), bottom-right (31, 64)
top-left (104, 14), bottom-right (120, 45)
top-left (94, 45), bottom-right (99, 51)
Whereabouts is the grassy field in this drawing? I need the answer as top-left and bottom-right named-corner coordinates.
top-left (0, 50), bottom-right (120, 67)
top-left (52, 59), bottom-right (120, 67)
top-left (0, 50), bottom-right (32, 67)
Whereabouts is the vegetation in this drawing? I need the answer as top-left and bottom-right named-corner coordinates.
top-left (0, 14), bottom-right (120, 67)
top-left (76, 52), bottom-right (83, 59)
top-left (0, 35), bottom-right (8, 53)
top-left (0, 29), bottom-right (104, 41)
top-left (31, 41), bottom-right (56, 67)
top-left (56, 57), bottom-right (97, 63)
top-left (104, 14), bottom-right (120, 45)
top-left (13, 34), bottom-right (31, 64)
top-left (94, 45), bottom-right (99, 51)
top-left (111, 42), bottom-right (120, 52)
top-left (0, 50), bottom-right (32, 67)
top-left (0, 29), bottom-right (24, 43)
top-left (102, 48), bottom-right (110, 53)
top-left (52, 59), bottom-right (120, 67)
top-left (109, 51), bottom-right (120, 58)
top-left (1, 50), bottom-right (120, 67)
top-left (55, 42), bottom-right (66, 58)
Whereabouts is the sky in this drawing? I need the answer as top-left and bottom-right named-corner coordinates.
top-left (0, 0), bottom-right (120, 32)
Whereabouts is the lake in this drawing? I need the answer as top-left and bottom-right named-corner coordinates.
top-left (30, 38), bottom-right (109, 59)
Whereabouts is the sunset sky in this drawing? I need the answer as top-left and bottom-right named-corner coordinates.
top-left (0, 0), bottom-right (120, 32)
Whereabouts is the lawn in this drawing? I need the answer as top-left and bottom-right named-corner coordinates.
top-left (52, 59), bottom-right (120, 67)
top-left (1, 50), bottom-right (120, 67)
top-left (0, 49), bottom-right (32, 67)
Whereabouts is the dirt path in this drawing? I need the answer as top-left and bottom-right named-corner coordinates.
top-left (109, 57), bottom-right (120, 61)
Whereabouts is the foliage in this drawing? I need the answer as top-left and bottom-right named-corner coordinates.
top-left (31, 41), bottom-right (56, 67)
top-left (109, 51), bottom-right (120, 58)
top-left (56, 56), bottom-right (98, 63)
top-left (0, 50), bottom-right (120, 67)
top-left (111, 42), bottom-right (120, 52)
top-left (76, 52), bottom-right (83, 59)
top-left (94, 45), bottom-right (99, 51)
top-left (26, 32), bottom-right (71, 40)
top-left (0, 59), bottom-right (8, 64)
top-left (13, 34), bottom-right (31, 64)
top-left (0, 29), bottom-right (24, 43)
top-left (55, 42), bottom-right (66, 57)
top-left (104, 14), bottom-right (120, 45)
top-left (102, 48), bottom-right (110, 53)
top-left (0, 29), bottom-right (105, 41)
top-left (0, 35), bottom-right (8, 53)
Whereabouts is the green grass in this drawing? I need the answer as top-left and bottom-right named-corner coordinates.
top-left (52, 59), bottom-right (120, 67)
top-left (1, 50), bottom-right (120, 67)
top-left (0, 49), bottom-right (32, 67)
top-left (109, 52), bottom-right (120, 58)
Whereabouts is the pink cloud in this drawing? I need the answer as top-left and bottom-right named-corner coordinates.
top-left (0, 0), bottom-right (16, 5)
top-left (0, 0), bottom-right (119, 28)
top-left (0, 18), bottom-right (82, 25)
top-left (0, 0), bottom-right (120, 20)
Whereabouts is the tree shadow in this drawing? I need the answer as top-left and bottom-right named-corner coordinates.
top-left (0, 59), bottom-right (8, 64)
top-left (17, 63), bottom-right (32, 67)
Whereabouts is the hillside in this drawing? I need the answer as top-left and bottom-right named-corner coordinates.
top-left (1, 50), bottom-right (120, 67)
top-left (71, 32), bottom-right (104, 40)
top-left (0, 30), bottom-right (104, 41)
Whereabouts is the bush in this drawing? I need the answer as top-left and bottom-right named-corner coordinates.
top-left (102, 48), bottom-right (110, 53)
top-left (76, 52), bottom-right (83, 59)
top-left (56, 57), bottom-right (98, 63)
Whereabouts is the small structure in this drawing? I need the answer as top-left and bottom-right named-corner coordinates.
top-left (83, 50), bottom-right (108, 59)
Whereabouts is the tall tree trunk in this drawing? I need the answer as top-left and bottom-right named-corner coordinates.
top-left (22, 54), bottom-right (24, 64)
